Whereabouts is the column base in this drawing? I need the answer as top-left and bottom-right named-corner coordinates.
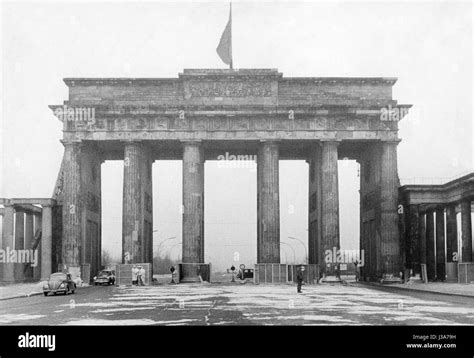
top-left (180, 263), bottom-right (202, 283)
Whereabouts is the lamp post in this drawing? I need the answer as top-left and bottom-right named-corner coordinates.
top-left (288, 236), bottom-right (308, 264)
top-left (154, 236), bottom-right (177, 257)
top-left (167, 242), bottom-right (182, 261)
top-left (281, 242), bottom-right (296, 264)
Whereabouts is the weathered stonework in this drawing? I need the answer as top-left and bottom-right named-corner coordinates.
top-left (48, 68), bottom-right (412, 283)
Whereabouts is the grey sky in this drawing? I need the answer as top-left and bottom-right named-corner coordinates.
top-left (1, 1), bottom-right (472, 270)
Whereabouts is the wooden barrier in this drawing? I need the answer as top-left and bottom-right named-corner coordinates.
top-left (254, 264), bottom-right (288, 284)
top-left (288, 264), bottom-right (319, 284)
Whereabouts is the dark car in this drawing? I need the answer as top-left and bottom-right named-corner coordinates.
top-left (93, 270), bottom-right (116, 285)
top-left (43, 272), bottom-right (76, 296)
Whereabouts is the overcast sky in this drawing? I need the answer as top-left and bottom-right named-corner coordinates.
top-left (1, 1), bottom-right (472, 271)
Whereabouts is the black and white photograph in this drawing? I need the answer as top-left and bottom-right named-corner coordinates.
top-left (0, 0), bottom-right (473, 355)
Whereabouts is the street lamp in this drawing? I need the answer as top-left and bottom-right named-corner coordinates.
top-left (288, 236), bottom-right (308, 264)
top-left (167, 242), bottom-right (182, 261)
top-left (280, 242), bottom-right (296, 264)
top-left (154, 236), bottom-right (176, 257)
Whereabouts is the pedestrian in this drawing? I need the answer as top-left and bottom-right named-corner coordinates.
top-left (353, 259), bottom-right (360, 282)
top-left (131, 265), bottom-right (138, 286)
top-left (296, 265), bottom-right (305, 293)
top-left (138, 266), bottom-right (145, 286)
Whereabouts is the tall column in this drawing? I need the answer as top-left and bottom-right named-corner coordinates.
top-left (379, 141), bottom-right (401, 282)
top-left (33, 213), bottom-right (42, 281)
top-left (41, 205), bottom-right (53, 280)
top-left (435, 207), bottom-right (446, 281)
top-left (61, 140), bottom-right (82, 269)
top-left (257, 141), bottom-right (280, 264)
top-left (320, 141), bottom-right (340, 281)
top-left (2, 205), bottom-right (15, 282)
top-left (446, 204), bottom-right (458, 262)
top-left (406, 205), bottom-right (421, 276)
top-left (14, 211), bottom-right (25, 281)
top-left (419, 212), bottom-right (426, 267)
top-left (308, 145), bottom-right (322, 265)
top-left (460, 200), bottom-right (472, 262)
top-left (24, 212), bottom-right (34, 279)
top-left (425, 210), bottom-right (436, 281)
top-left (122, 141), bottom-right (153, 265)
top-left (181, 141), bottom-right (205, 282)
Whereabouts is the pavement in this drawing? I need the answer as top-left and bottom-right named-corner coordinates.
top-left (0, 281), bottom-right (474, 325)
top-left (1, 277), bottom-right (473, 301)
top-left (356, 281), bottom-right (474, 298)
top-left (0, 280), bottom-right (89, 301)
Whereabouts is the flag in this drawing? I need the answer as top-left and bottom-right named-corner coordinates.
top-left (216, 3), bottom-right (233, 68)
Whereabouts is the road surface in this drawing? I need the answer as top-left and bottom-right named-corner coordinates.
top-left (0, 282), bottom-right (473, 325)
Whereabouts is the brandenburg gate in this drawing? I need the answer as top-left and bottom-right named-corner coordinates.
top-left (48, 68), bottom-right (410, 283)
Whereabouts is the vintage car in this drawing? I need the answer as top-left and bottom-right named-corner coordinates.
top-left (43, 272), bottom-right (76, 296)
top-left (93, 270), bottom-right (116, 285)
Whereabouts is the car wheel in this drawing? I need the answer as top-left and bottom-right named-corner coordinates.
top-left (44, 292), bottom-right (48, 297)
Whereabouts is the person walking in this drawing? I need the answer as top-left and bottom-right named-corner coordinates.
top-left (296, 265), bottom-right (305, 293)
top-left (138, 266), bottom-right (145, 286)
top-left (131, 265), bottom-right (139, 286)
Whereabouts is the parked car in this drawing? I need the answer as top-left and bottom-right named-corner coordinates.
top-left (43, 272), bottom-right (76, 296)
top-left (93, 270), bottom-right (116, 285)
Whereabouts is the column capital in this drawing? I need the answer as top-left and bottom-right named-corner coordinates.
top-left (180, 139), bottom-right (202, 145)
top-left (381, 139), bottom-right (402, 146)
top-left (319, 139), bottom-right (341, 147)
top-left (259, 140), bottom-right (281, 144)
top-left (60, 139), bottom-right (82, 147)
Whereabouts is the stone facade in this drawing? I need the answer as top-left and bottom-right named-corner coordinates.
top-left (45, 68), bottom-right (411, 282)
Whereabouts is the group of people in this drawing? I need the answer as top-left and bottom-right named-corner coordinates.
top-left (132, 265), bottom-right (146, 286)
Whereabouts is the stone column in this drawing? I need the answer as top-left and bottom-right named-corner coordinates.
top-left (460, 200), bottom-right (472, 262)
top-left (41, 205), bottom-right (53, 280)
top-left (181, 141), bottom-right (205, 282)
top-left (257, 141), bottom-right (280, 264)
top-left (122, 141), bottom-right (153, 265)
top-left (435, 207), bottom-right (446, 281)
top-left (61, 140), bottom-right (82, 268)
top-left (33, 213), bottom-right (42, 281)
top-left (308, 145), bottom-right (322, 265)
top-left (425, 210), bottom-right (436, 281)
top-left (446, 204), bottom-right (458, 262)
top-left (24, 212), bottom-right (34, 279)
top-left (406, 205), bottom-right (420, 276)
top-left (14, 211), bottom-right (25, 281)
top-left (2, 205), bottom-right (15, 282)
top-left (320, 141), bottom-right (340, 281)
top-left (379, 141), bottom-right (401, 282)
top-left (419, 212), bottom-right (426, 266)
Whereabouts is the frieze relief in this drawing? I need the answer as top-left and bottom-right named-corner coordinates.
top-left (186, 81), bottom-right (273, 98)
top-left (81, 116), bottom-right (392, 132)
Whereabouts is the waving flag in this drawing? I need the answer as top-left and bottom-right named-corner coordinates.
top-left (216, 3), bottom-right (233, 68)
